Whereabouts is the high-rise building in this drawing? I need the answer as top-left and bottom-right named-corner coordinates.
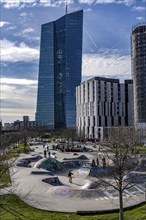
top-left (125, 80), bottom-right (134, 126)
top-left (76, 77), bottom-right (134, 140)
top-left (36, 10), bottom-right (83, 129)
top-left (132, 24), bottom-right (146, 128)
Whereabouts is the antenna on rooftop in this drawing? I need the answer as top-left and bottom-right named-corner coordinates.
top-left (65, 0), bottom-right (68, 14)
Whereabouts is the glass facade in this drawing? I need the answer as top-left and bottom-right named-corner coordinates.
top-left (132, 24), bottom-right (146, 126)
top-left (36, 10), bottom-right (83, 129)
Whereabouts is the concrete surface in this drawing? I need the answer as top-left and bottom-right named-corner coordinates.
top-left (1, 143), bottom-right (145, 212)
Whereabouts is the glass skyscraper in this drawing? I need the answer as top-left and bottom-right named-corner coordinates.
top-left (36, 10), bottom-right (83, 129)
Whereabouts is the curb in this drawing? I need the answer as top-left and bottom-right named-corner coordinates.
top-left (76, 201), bottom-right (146, 215)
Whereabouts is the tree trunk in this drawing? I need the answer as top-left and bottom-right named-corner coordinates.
top-left (119, 189), bottom-right (124, 220)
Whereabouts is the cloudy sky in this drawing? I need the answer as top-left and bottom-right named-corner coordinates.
top-left (1, 0), bottom-right (146, 123)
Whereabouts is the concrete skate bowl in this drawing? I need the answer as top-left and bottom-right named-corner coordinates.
top-left (42, 177), bottom-right (63, 186)
top-left (78, 165), bottom-right (91, 176)
top-left (54, 187), bottom-right (102, 199)
top-left (136, 158), bottom-right (146, 172)
top-left (63, 155), bottom-right (89, 161)
top-left (89, 167), bottom-right (112, 177)
top-left (69, 189), bottom-right (102, 199)
top-left (34, 158), bottom-right (63, 172)
top-left (16, 155), bottom-right (43, 167)
top-left (126, 171), bottom-right (146, 183)
top-left (34, 156), bottom-right (90, 174)
top-left (31, 168), bottom-right (53, 175)
top-left (62, 159), bottom-right (90, 170)
top-left (81, 181), bottom-right (101, 190)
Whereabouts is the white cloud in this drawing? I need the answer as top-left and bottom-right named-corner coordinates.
top-left (84, 8), bottom-right (92, 12)
top-left (6, 26), bottom-right (17, 31)
top-left (1, 39), bottom-right (39, 62)
top-left (22, 28), bottom-right (34, 34)
top-left (0, 21), bottom-right (9, 27)
top-left (136, 16), bottom-right (144, 20)
top-left (1, 0), bottom-right (36, 8)
top-left (1, 78), bottom-right (37, 85)
top-left (19, 12), bottom-right (33, 23)
top-left (20, 12), bottom-right (28, 17)
top-left (132, 6), bottom-right (145, 12)
top-left (1, 0), bottom-right (135, 8)
top-left (79, 0), bottom-right (95, 4)
top-left (12, 26), bottom-right (39, 41)
top-left (87, 0), bottom-right (135, 5)
top-left (82, 52), bottom-right (131, 81)
top-left (1, 79), bottom-right (37, 122)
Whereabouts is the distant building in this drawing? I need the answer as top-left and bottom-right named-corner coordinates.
top-left (36, 10), bottom-right (83, 129)
top-left (125, 80), bottom-right (134, 126)
top-left (23, 116), bottom-right (29, 129)
top-left (13, 116), bottom-right (36, 130)
top-left (76, 77), bottom-right (134, 140)
top-left (4, 123), bottom-right (14, 129)
top-left (0, 120), bottom-right (2, 130)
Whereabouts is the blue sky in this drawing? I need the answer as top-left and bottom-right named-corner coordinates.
top-left (0, 0), bottom-right (146, 123)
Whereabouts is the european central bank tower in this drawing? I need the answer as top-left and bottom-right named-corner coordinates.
top-left (36, 10), bottom-right (83, 129)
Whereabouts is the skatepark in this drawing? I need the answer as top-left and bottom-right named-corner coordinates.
top-left (4, 141), bottom-right (146, 212)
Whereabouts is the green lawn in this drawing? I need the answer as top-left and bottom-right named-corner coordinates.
top-left (0, 164), bottom-right (11, 188)
top-left (135, 146), bottom-right (146, 154)
top-left (11, 144), bottom-right (31, 153)
top-left (0, 195), bottom-right (145, 220)
top-left (6, 153), bottom-right (20, 160)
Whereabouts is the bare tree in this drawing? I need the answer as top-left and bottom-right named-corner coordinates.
top-left (91, 127), bottom-right (141, 220)
top-left (0, 130), bottom-right (36, 219)
top-left (60, 128), bottom-right (77, 148)
top-left (0, 130), bottom-right (35, 190)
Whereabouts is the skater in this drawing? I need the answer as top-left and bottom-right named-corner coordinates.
top-left (68, 171), bottom-right (74, 183)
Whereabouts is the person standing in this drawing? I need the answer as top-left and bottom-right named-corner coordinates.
top-left (48, 151), bottom-right (51, 157)
top-left (68, 171), bottom-right (74, 183)
top-left (44, 149), bottom-right (47, 158)
top-left (96, 157), bottom-right (99, 166)
top-left (102, 157), bottom-right (106, 168)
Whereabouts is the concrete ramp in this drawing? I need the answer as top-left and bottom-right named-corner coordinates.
top-left (69, 189), bottom-right (102, 199)
top-left (81, 181), bottom-right (100, 189)
top-left (78, 166), bottom-right (90, 176)
top-left (54, 187), bottom-right (104, 199)
top-left (31, 170), bottom-right (53, 175)
top-left (16, 155), bottom-right (43, 167)
top-left (34, 158), bottom-right (62, 172)
top-left (42, 177), bottom-right (63, 186)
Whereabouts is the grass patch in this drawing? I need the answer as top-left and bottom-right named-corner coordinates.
top-left (0, 195), bottom-right (146, 220)
top-left (135, 146), bottom-right (146, 154)
top-left (11, 144), bottom-right (31, 153)
top-left (5, 153), bottom-right (20, 160)
top-left (0, 164), bottom-right (11, 188)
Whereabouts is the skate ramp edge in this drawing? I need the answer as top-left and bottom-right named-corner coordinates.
top-left (42, 177), bottom-right (63, 186)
